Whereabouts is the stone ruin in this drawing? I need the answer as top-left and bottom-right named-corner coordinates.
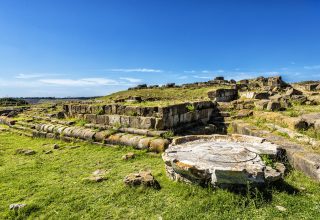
top-left (1, 75), bottom-right (319, 188)
top-left (163, 134), bottom-right (284, 188)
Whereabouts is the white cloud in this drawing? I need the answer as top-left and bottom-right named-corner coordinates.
top-left (183, 70), bottom-right (196, 74)
top-left (15, 73), bottom-right (45, 79)
top-left (109, 68), bottom-right (163, 73)
top-left (304, 65), bottom-right (320, 70)
top-left (201, 70), bottom-right (211, 74)
top-left (216, 69), bottom-right (225, 73)
top-left (39, 78), bottom-right (120, 86)
top-left (193, 75), bottom-right (211, 79)
top-left (178, 75), bottom-right (188, 79)
top-left (15, 73), bottom-right (64, 79)
top-left (119, 77), bottom-right (142, 83)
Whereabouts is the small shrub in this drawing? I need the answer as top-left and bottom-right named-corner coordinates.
top-left (254, 118), bottom-right (267, 127)
top-left (186, 104), bottom-right (195, 112)
top-left (76, 119), bottom-right (88, 127)
top-left (113, 122), bottom-right (121, 129)
top-left (96, 108), bottom-right (105, 115)
top-left (261, 155), bottom-right (275, 168)
top-left (162, 130), bottom-right (175, 139)
top-left (127, 111), bottom-right (138, 116)
top-left (227, 125), bottom-right (234, 134)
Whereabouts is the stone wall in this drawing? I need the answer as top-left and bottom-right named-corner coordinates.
top-left (208, 89), bottom-right (238, 102)
top-left (63, 101), bottom-right (217, 130)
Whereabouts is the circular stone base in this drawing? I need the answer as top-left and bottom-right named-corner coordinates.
top-left (162, 134), bottom-right (282, 187)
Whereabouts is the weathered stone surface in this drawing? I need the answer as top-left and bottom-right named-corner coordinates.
top-left (231, 120), bottom-right (320, 182)
top-left (265, 123), bottom-right (319, 147)
top-left (122, 152), bottom-right (135, 160)
top-left (86, 169), bottom-right (107, 182)
top-left (267, 101), bottom-right (281, 111)
top-left (301, 113), bottom-right (320, 127)
top-left (208, 89), bottom-right (238, 102)
top-left (16, 149), bottom-right (36, 155)
top-left (275, 162), bottom-right (286, 176)
top-left (149, 139), bottom-right (170, 153)
top-left (254, 92), bottom-right (270, 99)
top-left (53, 144), bottom-right (60, 149)
top-left (286, 88), bottom-right (303, 97)
top-left (254, 100), bottom-right (269, 110)
top-left (0, 116), bottom-right (16, 126)
top-left (94, 131), bottom-right (113, 142)
top-left (9, 204), bottom-right (26, 210)
top-left (315, 120), bottom-right (320, 131)
top-left (234, 109), bottom-right (253, 119)
top-left (275, 205), bottom-right (287, 212)
top-left (124, 171), bottom-right (160, 189)
top-left (265, 166), bottom-right (282, 182)
top-left (163, 135), bottom-right (281, 187)
top-left (291, 95), bottom-right (308, 104)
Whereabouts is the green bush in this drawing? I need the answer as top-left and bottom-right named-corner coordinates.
top-left (162, 130), bottom-right (175, 139)
top-left (186, 104), bottom-right (195, 112)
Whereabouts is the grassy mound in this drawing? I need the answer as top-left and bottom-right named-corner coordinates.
top-left (98, 86), bottom-right (225, 106)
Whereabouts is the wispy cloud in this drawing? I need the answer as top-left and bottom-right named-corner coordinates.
top-left (119, 77), bottom-right (142, 83)
top-left (15, 73), bottom-right (64, 79)
top-left (39, 78), bottom-right (120, 86)
top-left (109, 68), bottom-right (163, 73)
top-left (183, 70), bottom-right (196, 74)
top-left (304, 65), bottom-right (320, 70)
top-left (193, 75), bottom-right (211, 79)
top-left (15, 73), bottom-right (46, 79)
top-left (178, 75), bottom-right (188, 79)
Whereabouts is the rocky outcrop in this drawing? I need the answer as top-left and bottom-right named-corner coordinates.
top-left (124, 171), bottom-right (160, 189)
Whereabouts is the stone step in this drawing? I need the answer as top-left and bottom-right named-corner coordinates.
top-left (11, 125), bottom-right (35, 133)
top-left (15, 121), bottom-right (36, 129)
top-left (231, 120), bottom-right (320, 182)
top-left (211, 122), bottom-right (231, 127)
top-left (218, 111), bottom-right (231, 117)
top-left (211, 116), bottom-right (225, 122)
top-left (8, 128), bottom-right (33, 137)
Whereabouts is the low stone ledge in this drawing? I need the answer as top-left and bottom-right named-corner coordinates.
top-left (231, 120), bottom-right (320, 182)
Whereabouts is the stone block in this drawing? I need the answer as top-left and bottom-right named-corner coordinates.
top-left (129, 116), bottom-right (140, 128)
top-left (254, 100), bottom-right (269, 110)
top-left (96, 115), bottom-right (106, 124)
top-left (140, 117), bottom-right (156, 129)
top-left (137, 137), bottom-right (153, 149)
top-left (108, 115), bottom-right (121, 126)
top-left (149, 139), bottom-right (170, 152)
top-left (120, 116), bottom-right (130, 127)
top-left (267, 101), bottom-right (281, 111)
top-left (104, 105), bottom-right (112, 114)
top-left (84, 114), bottom-right (97, 124)
top-left (208, 89), bottom-right (238, 102)
top-left (155, 118), bottom-right (164, 130)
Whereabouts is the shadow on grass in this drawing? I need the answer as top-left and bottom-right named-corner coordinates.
top-left (220, 179), bottom-right (300, 206)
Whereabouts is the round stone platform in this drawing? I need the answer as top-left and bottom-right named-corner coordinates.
top-left (162, 134), bottom-right (282, 187)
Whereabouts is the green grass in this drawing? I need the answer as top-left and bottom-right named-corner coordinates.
top-left (98, 86), bottom-right (227, 106)
top-left (1, 132), bottom-right (320, 219)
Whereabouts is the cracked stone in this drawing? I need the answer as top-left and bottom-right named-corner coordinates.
top-left (163, 134), bottom-right (283, 188)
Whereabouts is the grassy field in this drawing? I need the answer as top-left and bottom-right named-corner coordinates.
top-left (1, 132), bottom-right (320, 219)
top-left (98, 86), bottom-right (226, 106)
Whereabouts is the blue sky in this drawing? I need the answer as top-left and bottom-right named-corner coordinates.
top-left (0, 0), bottom-right (319, 97)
